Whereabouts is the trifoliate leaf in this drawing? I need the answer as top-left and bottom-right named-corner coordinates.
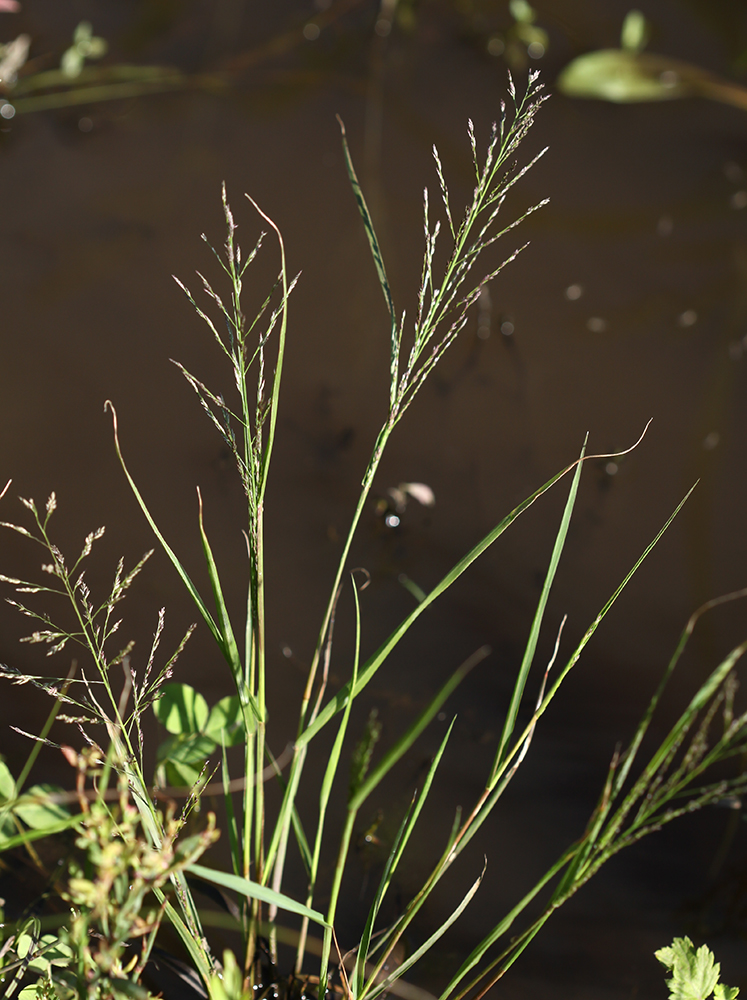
top-left (153, 682), bottom-right (209, 735)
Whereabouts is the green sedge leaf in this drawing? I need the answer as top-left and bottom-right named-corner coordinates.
top-left (187, 863), bottom-right (329, 926)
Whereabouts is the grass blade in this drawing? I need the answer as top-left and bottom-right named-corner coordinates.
top-left (491, 438), bottom-right (586, 781)
top-left (365, 866), bottom-right (486, 1000)
top-left (356, 721), bottom-right (456, 998)
top-left (337, 116), bottom-right (398, 408)
top-left (187, 863), bottom-right (329, 927)
top-left (244, 196), bottom-right (290, 501)
top-left (299, 457), bottom-right (584, 749)
top-left (197, 488), bottom-right (261, 724)
top-left (350, 645), bottom-right (490, 810)
top-left (105, 402), bottom-right (221, 649)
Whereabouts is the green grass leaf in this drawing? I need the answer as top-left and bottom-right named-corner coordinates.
top-left (298, 456), bottom-right (582, 749)
top-left (187, 863), bottom-right (329, 926)
top-left (492, 438), bottom-right (586, 780)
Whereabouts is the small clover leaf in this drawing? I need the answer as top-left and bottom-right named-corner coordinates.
top-left (153, 682), bottom-right (209, 735)
top-left (60, 21), bottom-right (107, 78)
top-left (204, 694), bottom-right (250, 744)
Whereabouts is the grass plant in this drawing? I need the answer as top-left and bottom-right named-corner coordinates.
top-left (1, 71), bottom-right (747, 1000)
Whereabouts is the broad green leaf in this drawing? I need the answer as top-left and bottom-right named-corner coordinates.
top-left (557, 50), bottom-right (688, 103)
top-left (0, 813), bottom-right (83, 852)
top-left (187, 863), bottom-right (329, 926)
top-left (205, 694), bottom-right (250, 744)
top-left (15, 931), bottom-right (35, 959)
top-left (153, 683), bottom-right (209, 735)
top-left (164, 760), bottom-right (206, 789)
top-left (26, 933), bottom-right (73, 972)
top-left (0, 760), bottom-right (15, 800)
top-left (621, 10), bottom-right (650, 53)
top-left (509, 0), bottom-right (535, 24)
top-left (13, 785), bottom-right (70, 829)
top-left (157, 732), bottom-right (216, 767)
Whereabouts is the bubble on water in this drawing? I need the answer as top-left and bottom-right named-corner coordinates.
top-left (678, 309), bottom-right (697, 327)
top-left (724, 161), bottom-right (744, 183)
top-left (656, 215), bottom-right (673, 236)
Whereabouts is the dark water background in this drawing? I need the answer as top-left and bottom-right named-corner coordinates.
top-left (1, 1), bottom-right (747, 998)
